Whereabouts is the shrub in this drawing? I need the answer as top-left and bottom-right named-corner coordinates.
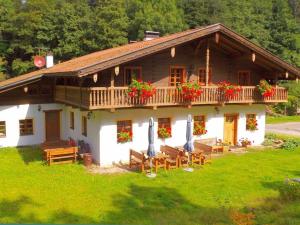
top-left (280, 181), bottom-right (300, 201)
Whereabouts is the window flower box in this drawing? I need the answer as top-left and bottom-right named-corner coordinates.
top-left (158, 127), bottom-right (172, 139)
top-left (117, 130), bottom-right (132, 143)
top-left (193, 121), bottom-right (207, 135)
top-left (246, 118), bottom-right (258, 131)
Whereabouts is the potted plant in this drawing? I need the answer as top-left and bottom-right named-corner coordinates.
top-left (218, 81), bottom-right (241, 100)
top-left (239, 138), bottom-right (252, 147)
top-left (193, 121), bottom-right (207, 135)
top-left (257, 79), bottom-right (275, 98)
top-left (178, 82), bottom-right (203, 101)
top-left (127, 79), bottom-right (156, 102)
top-left (117, 130), bottom-right (132, 143)
top-left (246, 117), bottom-right (258, 131)
top-left (157, 127), bottom-right (172, 139)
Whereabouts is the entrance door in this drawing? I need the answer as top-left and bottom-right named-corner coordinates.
top-left (224, 114), bottom-right (238, 145)
top-left (45, 110), bottom-right (61, 142)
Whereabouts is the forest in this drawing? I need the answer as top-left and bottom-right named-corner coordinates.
top-left (0, 0), bottom-right (299, 79)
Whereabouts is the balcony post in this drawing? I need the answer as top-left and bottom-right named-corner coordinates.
top-left (205, 42), bottom-right (210, 86)
top-left (110, 70), bottom-right (115, 107)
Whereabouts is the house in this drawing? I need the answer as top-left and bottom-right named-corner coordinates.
top-left (0, 23), bottom-right (299, 166)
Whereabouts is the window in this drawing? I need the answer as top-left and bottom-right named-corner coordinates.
top-left (0, 121), bottom-right (6, 137)
top-left (157, 118), bottom-right (172, 138)
top-left (170, 66), bottom-right (185, 86)
top-left (117, 120), bottom-right (132, 143)
top-left (82, 116), bottom-right (87, 136)
top-left (193, 115), bottom-right (207, 135)
top-left (70, 112), bottom-right (74, 130)
top-left (246, 114), bottom-right (258, 131)
top-left (124, 67), bottom-right (142, 86)
top-left (238, 71), bottom-right (250, 86)
top-left (198, 68), bottom-right (212, 85)
top-left (19, 119), bottom-right (33, 136)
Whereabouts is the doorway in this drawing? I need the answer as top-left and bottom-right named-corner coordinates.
top-left (45, 110), bottom-right (61, 142)
top-left (223, 114), bottom-right (238, 145)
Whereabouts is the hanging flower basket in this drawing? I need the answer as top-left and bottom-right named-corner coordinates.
top-left (257, 80), bottom-right (275, 98)
top-left (127, 79), bottom-right (156, 102)
top-left (218, 81), bottom-right (241, 100)
top-left (117, 130), bottom-right (132, 143)
top-left (178, 82), bottom-right (203, 101)
top-left (193, 122), bottom-right (207, 135)
top-left (157, 127), bottom-right (172, 139)
top-left (246, 118), bottom-right (258, 131)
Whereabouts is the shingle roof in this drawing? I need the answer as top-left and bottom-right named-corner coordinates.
top-left (0, 23), bottom-right (299, 91)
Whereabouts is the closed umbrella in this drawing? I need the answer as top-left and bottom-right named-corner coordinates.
top-left (183, 114), bottom-right (194, 172)
top-left (147, 117), bottom-right (156, 178)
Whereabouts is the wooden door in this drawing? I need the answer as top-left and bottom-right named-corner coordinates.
top-left (45, 110), bottom-right (60, 142)
top-left (224, 114), bottom-right (238, 145)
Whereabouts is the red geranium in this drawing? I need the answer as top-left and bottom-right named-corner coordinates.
top-left (157, 127), bottom-right (172, 139)
top-left (193, 121), bottom-right (207, 135)
top-left (257, 80), bottom-right (275, 98)
top-left (178, 82), bottom-right (203, 101)
top-left (127, 79), bottom-right (156, 102)
top-left (117, 130), bottom-right (133, 143)
top-left (218, 81), bottom-right (241, 99)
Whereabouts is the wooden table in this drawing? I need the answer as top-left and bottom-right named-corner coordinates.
top-left (141, 151), bottom-right (168, 173)
top-left (41, 140), bottom-right (78, 166)
top-left (177, 147), bottom-right (204, 165)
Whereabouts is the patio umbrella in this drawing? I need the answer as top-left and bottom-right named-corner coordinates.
top-left (147, 117), bottom-right (156, 177)
top-left (183, 114), bottom-right (194, 172)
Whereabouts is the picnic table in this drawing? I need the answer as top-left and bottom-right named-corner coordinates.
top-left (141, 150), bottom-right (168, 173)
top-left (41, 140), bottom-right (78, 166)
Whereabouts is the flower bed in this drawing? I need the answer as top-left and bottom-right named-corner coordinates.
top-left (218, 81), bottom-right (241, 100)
top-left (193, 121), bottom-right (207, 135)
top-left (157, 127), bottom-right (172, 139)
top-left (117, 130), bottom-right (132, 143)
top-left (257, 79), bottom-right (275, 98)
top-left (127, 79), bottom-right (156, 102)
top-left (178, 82), bottom-right (203, 101)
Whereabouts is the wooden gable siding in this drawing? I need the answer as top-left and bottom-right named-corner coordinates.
top-left (113, 41), bottom-right (269, 87)
top-left (0, 79), bottom-right (54, 106)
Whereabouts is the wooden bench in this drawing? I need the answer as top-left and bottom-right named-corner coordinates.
top-left (45, 147), bottom-right (77, 166)
top-left (129, 149), bottom-right (147, 172)
top-left (194, 141), bottom-right (213, 164)
top-left (197, 138), bottom-right (224, 153)
top-left (160, 145), bottom-right (179, 169)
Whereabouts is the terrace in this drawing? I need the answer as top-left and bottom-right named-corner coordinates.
top-left (54, 85), bottom-right (288, 110)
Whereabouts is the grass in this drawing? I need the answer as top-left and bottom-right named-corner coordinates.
top-left (266, 115), bottom-right (300, 124)
top-left (0, 146), bottom-right (300, 224)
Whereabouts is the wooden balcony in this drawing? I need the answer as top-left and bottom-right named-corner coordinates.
top-left (54, 85), bottom-right (288, 110)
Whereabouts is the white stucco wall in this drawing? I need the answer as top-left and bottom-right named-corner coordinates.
top-left (97, 104), bottom-right (266, 166)
top-left (0, 103), bottom-right (266, 166)
top-left (0, 103), bottom-right (65, 147)
top-left (63, 107), bottom-right (101, 164)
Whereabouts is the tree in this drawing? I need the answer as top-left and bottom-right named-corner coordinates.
top-left (125, 0), bottom-right (187, 40)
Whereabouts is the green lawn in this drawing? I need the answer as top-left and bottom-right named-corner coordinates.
top-left (0, 147), bottom-right (300, 225)
top-left (266, 115), bottom-right (300, 124)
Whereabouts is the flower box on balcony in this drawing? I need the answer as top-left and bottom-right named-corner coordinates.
top-left (127, 79), bottom-right (156, 103)
top-left (218, 81), bottom-right (241, 100)
top-left (178, 82), bottom-right (203, 101)
top-left (257, 79), bottom-right (275, 98)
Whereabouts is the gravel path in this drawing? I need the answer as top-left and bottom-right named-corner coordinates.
top-left (266, 122), bottom-right (300, 136)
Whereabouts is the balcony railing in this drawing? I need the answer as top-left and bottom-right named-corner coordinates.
top-left (55, 85), bottom-right (288, 110)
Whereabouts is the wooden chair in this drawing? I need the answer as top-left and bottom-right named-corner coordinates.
top-left (160, 145), bottom-right (179, 169)
top-left (129, 149), bottom-right (148, 172)
top-left (190, 149), bottom-right (205, 165)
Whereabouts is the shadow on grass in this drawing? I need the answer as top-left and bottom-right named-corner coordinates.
top-left (100, 184), bottom-right (232, 225)
top-left (17, 146), bottom-right (43, 165)
top-left (0, 195), bottom-right (98, 224)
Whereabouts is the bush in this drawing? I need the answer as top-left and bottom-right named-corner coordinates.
top-left (264, 133), bottom-right (300, 150)
top-left (280, 139), bottom-right (300, 150)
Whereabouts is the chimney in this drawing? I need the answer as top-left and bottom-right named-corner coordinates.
top-left (46, 52), bottom-right (54, 68)
top-left (143, 31), bottom-right (160, 41)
